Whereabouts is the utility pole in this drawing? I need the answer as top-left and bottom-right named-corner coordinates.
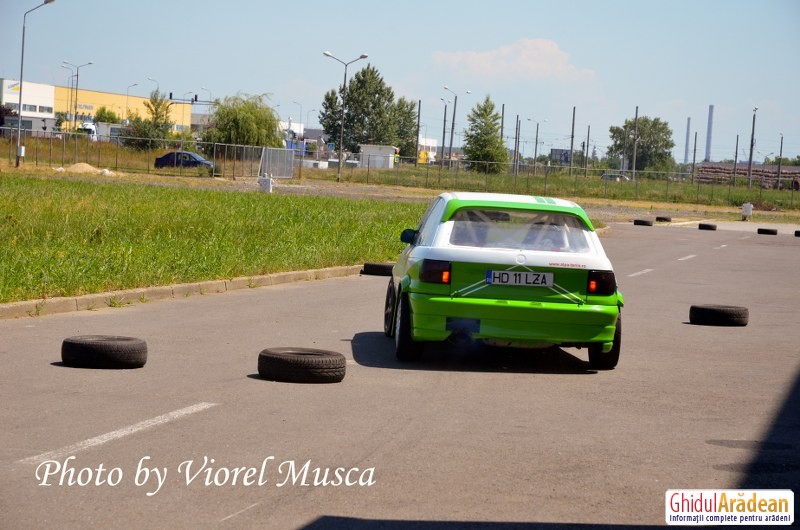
top-left (632, 106), bottom-right (639, 181)
top-left (746, 107), bottom-right (758, 189)
top-left (568, 106), bottom-right (575, 178)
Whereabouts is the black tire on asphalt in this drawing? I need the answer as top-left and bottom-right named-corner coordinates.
top-left (394, 292), bottom-right (422, 362)
top-left (757, 228), bottom-right (778, 235)
top-left (383, 279), bottom-right (396, 337)
top-left (698, 223), bottom-right (717, 231)
top-left (588, 314), bottom-right (621, 370)
top-left (633, 219), bottom-right (653, 226)
top-left (689, 305), bottom-right (749, 327)
top-left (795, 230), bottom-right (800, 237)
top-left (61, 335), bottom-right (148, 369)
top-left (257, 347), bottom-right (346, 384)
top-left (655, 216), bottom-right (672, 223)
top-left (361, 262), bottom-right (394, 276)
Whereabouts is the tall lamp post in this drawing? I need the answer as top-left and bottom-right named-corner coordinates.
top-left (16, 0), bottom-right (56, 167)
top-left (61, 64), bottom-right (75, 125)
top-left (147, 76), bottom-right (159, 95)
top-left (323, 51), bottom-right (368, 182)
top-left (746, 106), bottom-right (758, 190)
top-left (443, 86), bottom-right (470, 162)
top-left (440, 98), bottom-right (449, 164)
top-left (777, 133), bottom-right (784, 186)
top-left (306, 108), bottom-right (317, 129)
top-left (125, 83), bottom-right (137, 125)
top-left (63, 59), bottom-right (93, 129)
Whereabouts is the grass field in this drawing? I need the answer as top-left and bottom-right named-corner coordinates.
top-left (2, 165), bottom-right (799, 305)
top-left (0, 174), bottom-right (425, 304)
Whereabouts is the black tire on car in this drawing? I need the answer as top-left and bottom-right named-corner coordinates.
top-left (61, 335), bottom-right (147, 369)
top-left (698, 223), bottom-right (717, 231)
top-left (383, 280), bottom-right (396, 337)
top-left (394, 292), bottom-right (422, 362)
top-left (633, 219), bottom-right (653, 226)
top-left (689, 305), bottom-right (749, 327)
top-left (257, 347), bottom-right (346, 384)
top-left (757, 228), bottom-right (778, 235)
top-left (362, 262), bottom-right (394, 276)
top-left (588, 315), bottom-right (621, 370)
top-left (656, 216), bottom-right (672, 223)
top-left (795, 230), bottom-right (800, 237)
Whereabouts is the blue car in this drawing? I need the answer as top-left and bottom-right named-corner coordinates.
top-left (154, 151), bottom-right (213, 170)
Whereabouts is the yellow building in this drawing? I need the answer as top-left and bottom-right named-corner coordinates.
top-left (52, 85), bottom-right (192, 131)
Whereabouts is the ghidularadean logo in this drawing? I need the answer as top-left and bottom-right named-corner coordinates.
top-left (665, 489), bottom-right (794, 526)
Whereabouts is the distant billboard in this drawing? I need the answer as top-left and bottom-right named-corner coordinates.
top-left (550, 149), bottom-right (571, 165)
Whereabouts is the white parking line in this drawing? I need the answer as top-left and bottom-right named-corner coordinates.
top-left (713, 245), bottom-right (728, 249)
top-left (17, 402), bottom-right (218, 465)
top-left (677, 255), bottom-right (696, 261)
top-left (220, 502), bottom-right (261, 522)
top-left (627, 269), bottom-right (654, 277)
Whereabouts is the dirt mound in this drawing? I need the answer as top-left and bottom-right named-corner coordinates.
top-left (65, 163), bottom-right (98, 173)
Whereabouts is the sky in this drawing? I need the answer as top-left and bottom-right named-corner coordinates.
top-left (2, 0), bottom-right (798, 163)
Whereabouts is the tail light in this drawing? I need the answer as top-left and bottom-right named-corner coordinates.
top-left (587, 270), bottom-right (616, 295)
top-left (420, 259), bottom-right (451, 284)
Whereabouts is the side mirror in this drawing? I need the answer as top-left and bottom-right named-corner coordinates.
top-left (400, 228), bottom-right (417, 244)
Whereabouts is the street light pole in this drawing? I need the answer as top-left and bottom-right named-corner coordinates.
top-left (63, 59), bottom-right (93, 129)
top-left (777, 133), bottom-right (784, 186)
top-left (15, 0), bottom-right (56, 167)
top-left (306, 108), bottom-right (316, 129)
top-left (323, 51), bottom-right (368, 182)
top-left (61, 64), bottom-right (74, 125)
top-left (125, 83), bottom-right (137, 125)
top-left (746, 106), bottom-right (758, 190)
top-left (440, 98), bottom-right (449, 164)
top-left (147, 76), bottom-right (159, 95)
top-left (443, 86), bottom-right (470, 162)
top-left (183, 91), bottom-right (193, 132)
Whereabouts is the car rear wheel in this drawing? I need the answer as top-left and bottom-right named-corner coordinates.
top-left (588, 315), bottom-right (621, 370)
top-left (383, 280), bottom-right (396, 337)
top-left (394, 292), bottom-right (422, 362)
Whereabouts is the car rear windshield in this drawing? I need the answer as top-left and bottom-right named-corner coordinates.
top-left (449, 208), bottom-right (591, 253)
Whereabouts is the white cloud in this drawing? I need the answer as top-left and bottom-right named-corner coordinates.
top-left (432, 38), bottom-right (595, 83)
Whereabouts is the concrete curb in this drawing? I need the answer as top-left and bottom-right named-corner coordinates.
top-left (0, 265), bottom-right (364, 321)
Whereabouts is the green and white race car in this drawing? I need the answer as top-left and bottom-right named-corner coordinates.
top-left (383, 192), bottom-right (624, 369)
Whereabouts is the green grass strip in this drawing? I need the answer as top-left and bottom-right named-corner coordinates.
top-left (0, 176), bottom-right (425, 303)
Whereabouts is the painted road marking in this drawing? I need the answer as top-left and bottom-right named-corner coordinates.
top-left (677, 255), bottom-right (696, 261)
top-left (220, 502), bottom-right (261, 522)
top-left (17, 402), bottom-right (218, 465)
top-left (713, 245), bottom-right (728, 249)
top-left (628, 269), bottom-right (654, 277)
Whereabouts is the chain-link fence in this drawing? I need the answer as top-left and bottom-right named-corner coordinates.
top-left (305, 154), bottom-right (799, 209)
top-left (1, 127), bottom-right (294, 179)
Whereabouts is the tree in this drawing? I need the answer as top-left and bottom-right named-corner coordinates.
top-left (94, 106), bottom-right (121, 124)
top-left (120, 90), bottom-right (173, 150)
top-left (142, 90), bottom-right (173, 139)
top-left (607, 116), bottom-right (675, 171)
top-left (201, 93), bottom-right (282, 147)
top-left (392, 97), bottom-right (418, 157)
top-left (462, 95), bottom-right (508, 173)
top-left (0, 105), bottom-right (17, 127)
top-left (319, 65), bottom-right (417, 155)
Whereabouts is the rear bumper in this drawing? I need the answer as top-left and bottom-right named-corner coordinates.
top-left (408, 292), bottom-right (619, 345)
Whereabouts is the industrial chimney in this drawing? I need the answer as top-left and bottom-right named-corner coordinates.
top-left (705, 105), bottom-right (714, 162)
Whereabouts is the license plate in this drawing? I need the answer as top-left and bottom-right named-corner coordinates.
top-left (485, 270), bottom-right (553, 287)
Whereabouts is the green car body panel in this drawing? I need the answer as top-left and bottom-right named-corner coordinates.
top-left (391, 192), bottom-right (623, 354)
